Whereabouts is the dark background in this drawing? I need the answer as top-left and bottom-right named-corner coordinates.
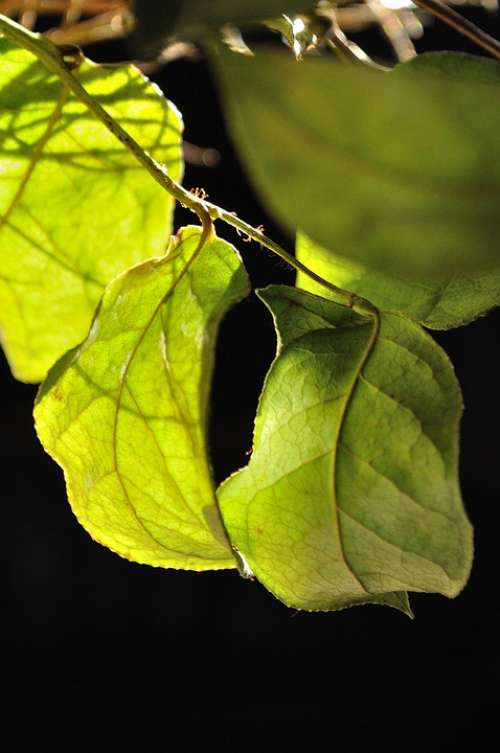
top-left (2, 8), bottom-right (500, 743)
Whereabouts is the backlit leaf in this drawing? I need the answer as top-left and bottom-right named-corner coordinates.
top-left (0, 38), bottom-right (183, 382)
top-left (34, 227), bottom-right (249, 570)
top-left (297, 233), bottom-right (500, 330)
top-left (218, 286), bottom-right (472, 612)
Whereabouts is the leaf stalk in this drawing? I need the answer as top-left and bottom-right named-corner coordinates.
top-left (412, 0), bottom-right (500, 59)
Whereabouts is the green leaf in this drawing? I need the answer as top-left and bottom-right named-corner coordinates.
top-left (0, 38), bottom-right (183, 382)
top-left (34, 227), bottom-right (250, 570)
top-left (297, 233), bottom-right (500, 330)
top-left (132, 0), bottom-right (311, 56)
top-left (213, 48), bottom-right (500, 279)
top-left (218, 285), bottom-right (472, 612)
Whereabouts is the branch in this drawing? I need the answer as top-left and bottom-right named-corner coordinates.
top-left (366, 0), bottom-right (417, 62)
top-left (0, 13), bottom-right (374, 317)
top-left (0, 1), bottom-right (124, 16)
top-left (412, 0), bottom-right (500, 58)
top-left (205, 202), bottom-right (376, 317)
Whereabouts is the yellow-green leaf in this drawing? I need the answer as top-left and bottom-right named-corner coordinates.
top-left (34, 227), bottom-right (249, 570)
top-left (0, 38), bottom-right (183, 382)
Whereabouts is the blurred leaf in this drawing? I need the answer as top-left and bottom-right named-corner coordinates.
top-left (34, 227), bottom-right (250, 570)
top-left (132, 0), bottom-right (310, 56)
top-left (297, 233), bottom-right (500, 329)
top-left (218, 285), bottom-right (472, 612)
top-left (214, 48), bottom-right (500, 279)
top-left (0, 39), bottom-right (183, 382)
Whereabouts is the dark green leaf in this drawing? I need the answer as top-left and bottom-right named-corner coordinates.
top-left (213, 48), bottom-right (500, 279)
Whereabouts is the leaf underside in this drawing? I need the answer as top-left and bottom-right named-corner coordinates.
top-left (218, 286), bottom-right (472, 613)
top-left (0, 38), bottom-right (183, 382)
top-left (214, 48), bottom-right (500, 280)
top-left (34, 227), bottom-right (250, 570)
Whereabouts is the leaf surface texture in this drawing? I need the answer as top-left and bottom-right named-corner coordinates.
top-left (218, 286), bottom-right (473, 611)
top-left (0, 39), bottom-right (183, 381)
top-left (35, 227), bottom-right (249, 570)
top-left (297, 234), bottom-right (500, 330)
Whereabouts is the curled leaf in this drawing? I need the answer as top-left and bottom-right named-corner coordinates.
top-left (35, 227), bottom-right (250, 570)
top-left (218, 286), bottom-right (472, 612)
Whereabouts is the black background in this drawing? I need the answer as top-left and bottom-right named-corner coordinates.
top-left (2, 8), bottom-right (500, 743)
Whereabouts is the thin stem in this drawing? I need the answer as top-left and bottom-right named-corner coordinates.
top-left (205, 202), bottom-right (376, 317)
top-left (0, 12), bottom-right (375, 319)
top-left (412, 0), bottom-right (500, 59)
top-left (317, 5), bottom-right (391, 70)
top-left (0, 13), bottom-right (209, 224)
top-left (46, 10), bottom-right (130, 46)
top-left (326, 37), bottom-right (389, 71)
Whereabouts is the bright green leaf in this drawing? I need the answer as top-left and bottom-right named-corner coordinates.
top-left (132, 0), bottom-right (311, 56)
top-left (34, 227), bottom-right (249, 570)
top-left (213, 48), bottom-right (500, 279)
top-left (218, 285), bottom-right (472, 612)
top-left (297, 233), bottom-right (500, 330)
top-left (0, 38), bottom-right (183, 382)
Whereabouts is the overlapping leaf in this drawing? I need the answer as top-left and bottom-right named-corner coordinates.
top-left (218, 286), bottom-right (472, 612)
top-left (214, 48), bottom-right (500, 279)
top-left (0, 38), bottom-right (183, 382)
top-left (297, 233), bottom-right (500, 330)
top-left (34, 227), bottom-right (249, 570)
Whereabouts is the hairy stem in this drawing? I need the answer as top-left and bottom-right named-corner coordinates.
top-left (0, 13), bottom-right (209, 223)
top-left (206, 202), bottom-right (375, 316)
top-left (0, 12), bottom-right (375, 318)
top-left (413, 0), bottom-right (500, 59)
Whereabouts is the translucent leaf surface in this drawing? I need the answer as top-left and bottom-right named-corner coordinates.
top-left (34, 227), bottom-right (249, 570)
top-left (297, 233), bottom-right (500, 330)
top-left (214, 48), bottom-right (500, 279)
top-left (218, 286), bottom-right (473, 612)
top-left (0, 39), bottom-right (183, 382)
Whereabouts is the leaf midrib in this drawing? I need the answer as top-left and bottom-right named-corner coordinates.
top-left (111, 263), bottom-right (198, 551)
top-left (110, 239), bottom-right (233, 562)
top-left (329, 312), bottom-right (381, 594)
